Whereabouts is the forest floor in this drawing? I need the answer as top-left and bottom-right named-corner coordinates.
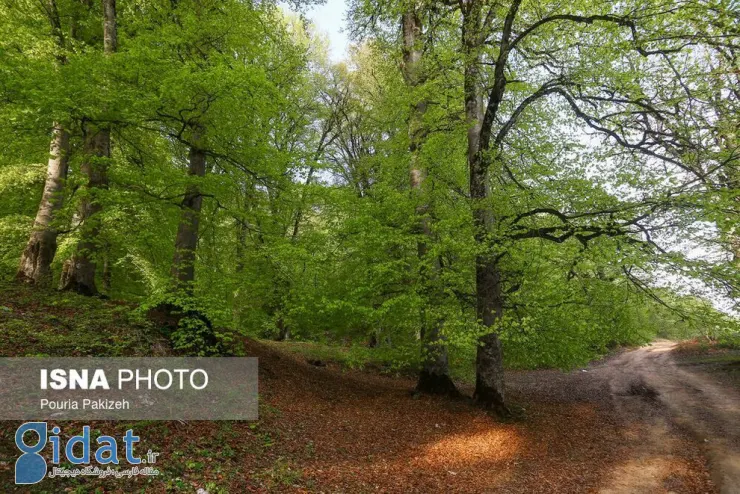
top-left (0, 285), bottom-right (737, 493)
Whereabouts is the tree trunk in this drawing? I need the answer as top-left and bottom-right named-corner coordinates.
top-left (471, 208), bottom-right (507, 413)
top-left (17, 1), bottom-right (71, 285)
top-left (102, 249), bottom-right (112, 293)
top-left (275, 316), bottom-right (289, 341)
top-left (401, 6), bottom-right (458, 396)
top-left (470, 169), bottom-right (508, 414)
top-left (462, 1), bottom-right (508, 414)
top-left (60, 0), bottom-right (116, 296)
top-left (16, 125), bottom-right (70, 285)
top-left (171, 127), bottom-right (207, 291)
top-left (470, 152), bottom-right (507, 413)
top-left (291, 166), bottom-right (315, 241)
top-left (416, 310), bottom-right (458, 394)
top-left (59, 127), bottom-right (110, 295)
top-left (102, 0), bottom-right (117, 53)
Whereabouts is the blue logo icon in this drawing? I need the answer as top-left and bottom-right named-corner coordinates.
top-left (15, 422), bottom-right (48, 484)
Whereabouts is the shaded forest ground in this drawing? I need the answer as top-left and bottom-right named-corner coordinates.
top-left (0, 284), bottom-right (733, 493)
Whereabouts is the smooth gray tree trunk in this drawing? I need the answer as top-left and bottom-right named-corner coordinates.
top-left (16, 125), bottom-right (70, 284)
top-left (402, 6), bottom-right (458, 396)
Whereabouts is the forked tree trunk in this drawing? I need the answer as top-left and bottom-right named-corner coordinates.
top-left (60, 0), bottom-right (117, 296)
top-left (16, 125), bottom-right (70, 285)
top-left (402, 6), bottom-right (458, 396)
top-left (171, 128), bottom-right (207, 291)
top-left (462, 0), bottom-right (508, 414)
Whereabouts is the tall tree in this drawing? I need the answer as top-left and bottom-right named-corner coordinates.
top-left (16, 0), bottom-right (70, 285)
top-left (17, 125), bottom-right (70, 284)
top-left (450, 0), bottom-right (739, 412)
top-left (402, 3), bottom-right (457, 395)
top-left (60, 0), bottom-right (117, 295)
top-left (459, 0), bottom-right (509, 413)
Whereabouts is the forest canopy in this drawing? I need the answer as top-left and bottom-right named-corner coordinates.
top-left (0, 0), bottom-right (738, 411)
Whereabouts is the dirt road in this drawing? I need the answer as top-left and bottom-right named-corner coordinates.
top-left (598, 340), bottom-right (740, 493)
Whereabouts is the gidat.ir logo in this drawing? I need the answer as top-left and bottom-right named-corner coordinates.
top-left (14, 422), bottom-right (149, 484)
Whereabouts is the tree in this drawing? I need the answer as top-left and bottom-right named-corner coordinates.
top-left (453, 0), bottom-right (740, 412)
top-left (401, 3), bottom-right (458, 395)
top-left (346, 0), bottom-right (739, 413)
top-left (15, 0), bottom-right (70, 285)
top-left (17, 125), bottom-right (70, 284)
top-left (171, 125), bottom-right (207, 290)
top-left (60, 0), bottom-right (117, 295)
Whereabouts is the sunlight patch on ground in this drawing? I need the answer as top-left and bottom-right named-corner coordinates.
top-left (415, 428), bottom-right (522, 467)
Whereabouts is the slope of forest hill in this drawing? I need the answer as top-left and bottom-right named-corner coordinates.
top-left (0, 284), bottom-right (719, 493)
top-left (0, 282), bottom-right (168, 358)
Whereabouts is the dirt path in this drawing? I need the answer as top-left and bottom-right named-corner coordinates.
top-left (597, 340), bottom-right (740, 493)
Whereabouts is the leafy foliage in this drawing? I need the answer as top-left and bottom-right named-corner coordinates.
top-left (0, 0), bottom-right (737, 368)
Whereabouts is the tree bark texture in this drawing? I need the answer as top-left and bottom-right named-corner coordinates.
top-left (16, 125), bottom-right (70, 285)
top-left (171, 128), bottom-right (207, 291)
top-left (59, 127), bottom-right (110, 295)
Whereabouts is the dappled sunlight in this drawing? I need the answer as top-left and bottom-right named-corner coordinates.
top-left (644, 340), bottom-right (678, 354)
top-left (415, 427), bottom-right (522, 468)
top-left (334, 423), bottom-right (525, 492)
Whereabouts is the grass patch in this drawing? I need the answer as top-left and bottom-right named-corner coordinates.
top-left (260, 340), bottom-right (418, 376)
top-left (260, 339), bottom-right (479, 385)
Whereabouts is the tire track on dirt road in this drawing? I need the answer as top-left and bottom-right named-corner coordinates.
top-left (599, 340), bottom-right (739, 494)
